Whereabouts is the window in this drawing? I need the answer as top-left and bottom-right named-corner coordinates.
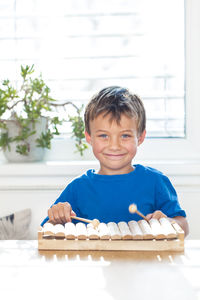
top-left (0, 0), bottom-right (200, 162)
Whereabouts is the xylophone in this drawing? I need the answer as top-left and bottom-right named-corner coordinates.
top-left (38, 218), bottom-right (184, 252)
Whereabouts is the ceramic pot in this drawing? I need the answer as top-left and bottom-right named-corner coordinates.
top-left (2, 117), bottom-right (48, 162)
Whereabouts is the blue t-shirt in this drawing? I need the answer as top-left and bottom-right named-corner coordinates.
top-left (41, 164), bottom-right (186, 226)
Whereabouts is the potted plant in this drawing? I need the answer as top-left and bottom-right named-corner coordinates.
top-left (0, 65), bottom-right (87, 162)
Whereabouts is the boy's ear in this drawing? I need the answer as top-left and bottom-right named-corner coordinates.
top-left (138, 130), bottom-right (146, 146)
top-left (85, 131), bottom-right (92, 145)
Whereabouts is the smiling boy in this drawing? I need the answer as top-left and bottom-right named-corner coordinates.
top-left (41, 86), bottom-right (189, 236)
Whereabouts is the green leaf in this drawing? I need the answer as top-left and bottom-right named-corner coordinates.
top-left (0, 122), bottom-right (7, 129)
top-left (75, 142), bottom-right (88, 156)
top-left (0, 132), bottom-right (12, 151)
top-left (21, 65), bottom-right (34, 79)
top-left (36, 130), bottom-right (53, 149)
top-left (16, 144), bottom-right (29, 155)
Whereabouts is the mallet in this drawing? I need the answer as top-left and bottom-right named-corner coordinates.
top-left (128, 203), bottom-right (149, 222)
top-left (71, 215), bottom-right (100, 229)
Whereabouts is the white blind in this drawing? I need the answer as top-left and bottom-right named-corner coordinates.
top-left (0, 0), bottom-right (185, 138)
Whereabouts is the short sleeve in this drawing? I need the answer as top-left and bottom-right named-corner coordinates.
top-left (155, 173), bottom-right (186, 218)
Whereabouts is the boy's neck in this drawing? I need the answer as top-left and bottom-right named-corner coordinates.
top-left (98, 165), bottom-right (135, 175)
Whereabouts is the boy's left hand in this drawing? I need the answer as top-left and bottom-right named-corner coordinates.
top-left (145, 211), bottom-right (189, 237)
top-left (145, 210), bottom-right (167, 221)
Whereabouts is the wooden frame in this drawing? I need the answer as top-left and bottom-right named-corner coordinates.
top-left (38, 219), bottom-right (184, 252)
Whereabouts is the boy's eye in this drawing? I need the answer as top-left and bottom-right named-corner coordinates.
top-left (122, 134), bottom-right (131, 138)
top-left (98, 134), bottom-right (108, 138)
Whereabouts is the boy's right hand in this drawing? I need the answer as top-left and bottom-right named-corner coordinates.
top-left (48, 202), bottom-right (76, 224)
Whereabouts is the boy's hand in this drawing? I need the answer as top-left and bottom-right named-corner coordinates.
top-left (48, 202), bottom-right (76, 224)
top-left (145, 210), bottom-right (167, 221)
top-left (146, 211), bottom-right (189, 237)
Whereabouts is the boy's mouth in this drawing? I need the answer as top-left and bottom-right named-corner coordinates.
top-left (103, 153), bottom-right (127, 160)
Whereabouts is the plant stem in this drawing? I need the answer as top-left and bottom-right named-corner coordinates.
top-left (7, 99), bottom-right (25, 110)
top-left (50, 101), bottom-right (79, 111)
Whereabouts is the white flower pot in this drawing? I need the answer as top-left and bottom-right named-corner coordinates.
top-left (2, 117), bottom-right (48, 162)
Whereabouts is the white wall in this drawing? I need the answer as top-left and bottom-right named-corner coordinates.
top-left (0, 0), bottom-right (200, 240)
top-left (0, 161), bottom-right (199, 239)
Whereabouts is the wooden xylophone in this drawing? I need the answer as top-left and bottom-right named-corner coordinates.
top-left (38, 218), bottom-right (184, 252)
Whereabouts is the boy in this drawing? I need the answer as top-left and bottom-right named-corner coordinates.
top-left (41, 86), bottom-right (189, 236)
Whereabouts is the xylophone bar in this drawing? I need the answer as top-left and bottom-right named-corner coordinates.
top-left (38, 218), bottom-right (184, 252)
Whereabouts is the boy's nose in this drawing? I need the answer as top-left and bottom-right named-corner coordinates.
top-left (109, 137), bottom-right (121, 150)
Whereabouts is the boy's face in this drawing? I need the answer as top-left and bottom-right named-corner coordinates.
top-left (85, 113), bottom-right (146, 175)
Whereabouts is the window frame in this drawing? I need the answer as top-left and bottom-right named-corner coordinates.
top-left (43, 0), bottom-right (200, 163)
top-left (0, 0), bottom-right (199, 164)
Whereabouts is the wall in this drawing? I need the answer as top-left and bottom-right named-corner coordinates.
top-left (0, 161), bottom-right (200, 239)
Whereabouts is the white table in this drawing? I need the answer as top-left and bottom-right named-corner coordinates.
top-left (0, 240), bottom-right (200, 300)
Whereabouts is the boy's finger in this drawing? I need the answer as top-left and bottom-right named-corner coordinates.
top-left (48, 208), bottom-right (55, 224)
top-left (58, 206), bottom-right (68, 224)
top-left (51, 205), bottom-right (62, 223)
top-left (71, 210), bottom-right (76, 217)
top-left (63, 204), bottom-right (71, 223)
top-left (145, 213), bottom-right (153, 220)
top-left (152, 210), bottom-right (167, 219)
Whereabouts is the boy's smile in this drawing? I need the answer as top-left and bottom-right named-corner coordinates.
top-left (85, 113), bottom-right (146, 175)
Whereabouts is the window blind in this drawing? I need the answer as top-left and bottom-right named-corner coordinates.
top-left (0, 0), bottom-right (185, 138)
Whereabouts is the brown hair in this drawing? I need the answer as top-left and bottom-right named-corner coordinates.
top-left (84, 86), bottom-right (146, 136)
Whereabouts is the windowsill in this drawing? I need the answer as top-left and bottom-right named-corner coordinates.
top-left (0, 159), bottom-right (200, 174)
top-left (0, 159), bottom-right (200, 190)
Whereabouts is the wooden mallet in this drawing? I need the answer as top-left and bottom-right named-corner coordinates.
top-left (71, 215), bottom-right (100, 229)
top-left (129, 204), bottom-right (148, 222)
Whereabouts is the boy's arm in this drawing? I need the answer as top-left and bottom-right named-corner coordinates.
top-left (41, 181), bottom-right (77, 226)
top-left (170, 216), bottom-right (189, 237)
